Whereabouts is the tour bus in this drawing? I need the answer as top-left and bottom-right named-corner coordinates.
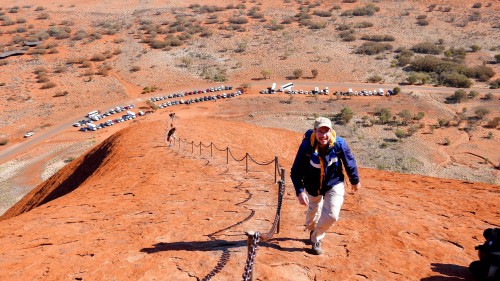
top-left (87, 110), bottom-right (99, 118)
top-left (271, 83), bottom-right (276, 94)
top-left (280, 82), bottom-right (294, 92)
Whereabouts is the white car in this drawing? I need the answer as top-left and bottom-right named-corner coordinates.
top-left (24, 131), bottom-right (35, 138)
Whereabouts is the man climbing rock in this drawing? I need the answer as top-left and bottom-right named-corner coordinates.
top-left (291, 117), bottom-right (361, 255)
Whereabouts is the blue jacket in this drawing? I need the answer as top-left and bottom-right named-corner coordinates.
top-left (290, 131), bottom-right (360, 197)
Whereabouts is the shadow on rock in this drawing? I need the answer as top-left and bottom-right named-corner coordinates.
top-left (420, 263), bottom-right (475, 281)
top-left (141, 239), bottom-right (245, 253)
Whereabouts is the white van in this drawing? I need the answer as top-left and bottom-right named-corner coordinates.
top-left (87, 110), bottom-right (99, 118)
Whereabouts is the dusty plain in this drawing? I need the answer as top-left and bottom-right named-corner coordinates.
top-left (0, 0), bottom-right (499, 280)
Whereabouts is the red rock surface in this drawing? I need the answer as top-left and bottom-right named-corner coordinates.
top-left (0, 117), bottom-right (498, 280)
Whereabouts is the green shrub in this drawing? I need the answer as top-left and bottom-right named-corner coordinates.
top-left (378, 108), bottom-right (392, 124)
top-left (41, 81), bottom-right (56, 89)
top-left (484, 92), bottom-right (494, 99)
top-left (414, 112), bottom-right (425, 120)
top-left (354, 21), bottom-right (373, 28)
top-left (293, 68), bottom-right (303, 79)
top-left (472, 3), bottom-right (482, 8)
top-left (311, 69), bottom-right (318, 78)
top-left (416, 19), bottom-right (429, 26)
top-left (308, 21), bottom-right (327, 29)
top-left (360, 34), bottom-right (395, 42)
top-left (393, 86), bottom-right (401, 95)
top-left (451, 90), bottom-right (468, 103)
top-left (411, 42), bottom-right (443, 54)
top-left (341, 4), bottom-right (380, 16)
top-left (339, 106), bottom-right (354, 124)
top-left (475, 107), bottom-right (490, 119)
top-left (90, 53), bottom-right (106, 61)
top-left (313, 10), bottom-right (332, 17)
top-left (395, 128), bottom-right (406, 140)
top-left (439, 72), bottom-right (472, 88)
top-left (367, 75), bottom-right (383, 83)
top-left (356, 42), bottom-right (393, 55)
top-left (468, 90), bottom-right (479, 99)
top-left (485, 117), bottom-right (500, 128)
top-left (398, 110), bottom-right (413, 125)
top-left (469, 11), bottom-right (481, 21)
top-left (228, 16), bottom-right (249, 24)
top-left (130, 65), bottom-right (141, 72)
top-left (37, 12), bottom-right (50, 20)
top-left (489, 79), bottom-right (500, 89)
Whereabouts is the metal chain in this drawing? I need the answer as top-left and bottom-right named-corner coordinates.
top-left (242, 232), bottom-right (260, 281)
top-left (247, 153), bottom-right (276, 166)
top-left (260, 180), bottom-right (285, 241)
top-left (201, 249), bottom-right (230, 281)
top-left (228, 148), bottom-right (247, 162)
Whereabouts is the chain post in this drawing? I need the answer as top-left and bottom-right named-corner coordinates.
top-left (200, 141), bottom-right (202, 155)
top-left (244, 231), bottom-right (258, 281)
top-left (277, 168), bottom-right (285, 234)
top-left (274, 156), bottom-right (278, 183)
top-left (179, 138), bottom-right (181, 149)
top-left (191, 141), bottom-right (194, 153)
top-left (245, 153), bottom-right (248, 174)
top-left (210, 142), bottom-right (213, 157)
top-left (226, 147), bottom-right (229, 164)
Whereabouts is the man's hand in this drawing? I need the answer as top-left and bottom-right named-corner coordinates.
top-left (298, 192), bottom-right (309, 206)
top-left (352, 183), bottom-right (361, 192)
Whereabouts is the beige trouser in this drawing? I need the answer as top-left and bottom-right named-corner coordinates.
top-left (306, 182), bottom-right (345, 243)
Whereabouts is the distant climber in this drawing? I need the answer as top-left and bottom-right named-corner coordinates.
top-left (166, 127), bottom-right (176, 147)
top-left (290, 117), bottom-right (361, 255)
top-left (169, 112), bottom-right (176, 127)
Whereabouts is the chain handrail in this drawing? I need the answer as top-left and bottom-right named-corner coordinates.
top-left (227, 148), bottom-right (247, 162)
top-left (260, 177), bottom-right (285, 242)
top-left (167, 135), bottom-right (286, 280)
top-left (242, 231), bottom-right (260, 281)
top-left (212, 143), bottom-right (227, 152)
top-left (247, 153), bottom-right (276, 166)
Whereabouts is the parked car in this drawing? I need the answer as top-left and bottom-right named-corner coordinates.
top-left (24, 131), bottom-right (35, 138)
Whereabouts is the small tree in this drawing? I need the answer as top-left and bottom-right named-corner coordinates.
top-left (414, 112), bottom-right (425, 120)
top-left (398, 110), bottom-right (413, 125)
top-left (393, 86), bottom-right (401, 95)
top-left (475, 107), bottom-right (490, 119)
top-left (468, 90), bottom-right (479, 99)
top-left (395, 128), bottom-right (406, 140)
top-left (261, 69), bottom-right (271, 79)
top-left (407, 125), bottom-right (419, 136)
top-left (339, 106), bottom-right (354, 124)
top-left (452, 89), bottom-right (468, 103)
top-left (470, 44), bottom-right (481, 52)
top-left (495, 54), bottom-right (500, 64)
top-left (311, 68), bottom-right (318, 78)
top-left (485, 117), bottom-right (500, 128)
top-left (293, 68), bottom-right (303, 79)
top-left (379, 108), bottom-right (392, 124)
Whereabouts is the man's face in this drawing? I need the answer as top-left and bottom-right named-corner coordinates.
top-left (314, 126), bottom-right (331, 147)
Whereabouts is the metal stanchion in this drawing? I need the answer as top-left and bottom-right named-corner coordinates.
top-left (210, 142), bottom-right (213, 157)
top-left (199, 141), bottom-right (202, 155)
top-left (245, 153), bottom-right (248, 174)
top-left (226, 147), bottom-right (229, 164)
top-left (277, 168), bottom-right (285, 234)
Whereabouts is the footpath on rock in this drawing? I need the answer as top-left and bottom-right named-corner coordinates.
top-left (0, 117), bottom-right (498, 280)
